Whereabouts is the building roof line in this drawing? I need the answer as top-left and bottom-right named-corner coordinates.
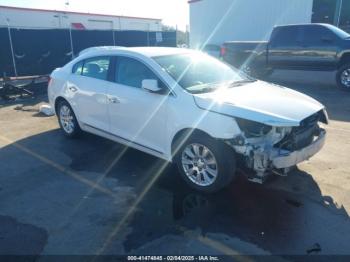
top-left (188, 0), bottom-right (203, 4)
top-left (0, 5), bottom-right (162, 21)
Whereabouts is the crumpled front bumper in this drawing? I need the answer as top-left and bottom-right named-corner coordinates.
top-left (271, 129), bottom-right (326, 169)
top-left (228, 127), bottom-right (326, 182)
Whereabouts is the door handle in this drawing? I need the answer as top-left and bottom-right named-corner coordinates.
top-left (108, 97), bottom-right (120, 104)
top-left (68, 86), bottom-right (77, 92)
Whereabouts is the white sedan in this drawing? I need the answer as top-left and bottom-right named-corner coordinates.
top-left (48, 46), bottom-right (328, 193)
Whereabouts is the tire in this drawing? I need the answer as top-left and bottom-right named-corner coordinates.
top-left (174, 134), bottom-right (236, 193)
top-left (57, 100), bottom-right (82, 138)
top-left (336, 63), bottom-right (350, 91)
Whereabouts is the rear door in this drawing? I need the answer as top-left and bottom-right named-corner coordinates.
top-left (268, 26), bottom-right (304, 69)
top-left (69, 56), bottom-right (111, 131)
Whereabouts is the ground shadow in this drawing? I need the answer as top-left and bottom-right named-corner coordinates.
top-left (2, 128), bottom-right (348, 255)
top-left (0, 98), bottom-right (349, 257)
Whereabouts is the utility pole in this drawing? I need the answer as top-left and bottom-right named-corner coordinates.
top-left (334, 0), bottom-right (343, 27)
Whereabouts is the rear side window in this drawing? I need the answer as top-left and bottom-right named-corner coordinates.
top-left (72, 61), bottom-right (83, 75)
top-left (82, 56), bottom-right (111, 81)
top-left (116, 57), bottom-right (165, 89)
top-left (270, 26), bottom-right (301, 47)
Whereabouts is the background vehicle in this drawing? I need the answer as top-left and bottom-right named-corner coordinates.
top-left (49, 47), bottom-right (328, 193)
top-left (221, 23), bottom-right (350, 90)
top-left (202, 44), bottom-right (221, 58)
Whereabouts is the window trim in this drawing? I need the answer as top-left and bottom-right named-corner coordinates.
top-left (70, 54), bottom-right (176, 96)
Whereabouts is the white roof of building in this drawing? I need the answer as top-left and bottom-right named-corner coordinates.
top-left (0, 5), bottom-right (161, 21)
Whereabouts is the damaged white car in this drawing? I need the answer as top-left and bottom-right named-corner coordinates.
top-left (49, 47), bottom-right (328, 193)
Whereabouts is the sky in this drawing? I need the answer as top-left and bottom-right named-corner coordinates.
top-left (0, 0), bottom-right (190, 30)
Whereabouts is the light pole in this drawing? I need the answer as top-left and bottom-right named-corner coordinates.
top-left (64, 1), bottom-right (74, 59)
top-left (335, 0), bottom-right (343, 27)
top-left (0, 10), bottom-right (17, 76)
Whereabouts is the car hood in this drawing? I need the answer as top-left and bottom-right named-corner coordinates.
top-left (193, 81), bottom-right (324, 127)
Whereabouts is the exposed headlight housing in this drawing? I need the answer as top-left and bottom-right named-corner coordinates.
top-left (235, 118), bottom-right (272, 137)
top-left (320, 108), bottom-right (329, 124)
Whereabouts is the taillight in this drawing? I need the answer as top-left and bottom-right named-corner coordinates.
top-left (220, 46), bottom-right (226, 57)
top-left (48, 76), bottom-right (52, 87)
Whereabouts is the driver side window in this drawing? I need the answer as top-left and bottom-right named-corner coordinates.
top-left (115, 56), bottom-right (165, 89)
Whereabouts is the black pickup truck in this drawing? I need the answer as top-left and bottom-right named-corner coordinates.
top-left (221, 23), bottom-right (350, 90)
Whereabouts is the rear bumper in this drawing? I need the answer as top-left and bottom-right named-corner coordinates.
top-left (271, 129), bottom-right (326, 169)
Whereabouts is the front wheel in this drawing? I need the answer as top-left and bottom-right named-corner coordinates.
top-left (336, 64), bottom-right (350, 91)
top-left (174, 135), bottom-right (236, 193)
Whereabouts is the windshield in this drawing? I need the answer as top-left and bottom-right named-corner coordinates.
top-left (153, 52), bottom-right (247, 93)
top-left (324, 24), bottom-right (350, 39)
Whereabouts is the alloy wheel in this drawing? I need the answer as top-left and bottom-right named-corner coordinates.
top-left (59, 105), bottom-right (75, 134)
top-left (181, 143), bottom-right (218, 187)
top-left (341, 68), bottom-right (350, 88)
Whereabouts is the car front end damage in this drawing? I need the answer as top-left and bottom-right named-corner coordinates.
top-left (225, 109), bottom-right (328, 183)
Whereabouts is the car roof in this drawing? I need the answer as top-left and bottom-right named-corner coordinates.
top-left (129, 47), bottom-right (190, 57)
top-left (78, 46), bottom-right (191, 58)
top-left (274, 23), bottom-right (330, 29)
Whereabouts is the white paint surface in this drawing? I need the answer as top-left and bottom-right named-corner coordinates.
top-left (189, 0), bottom-right (313, 48)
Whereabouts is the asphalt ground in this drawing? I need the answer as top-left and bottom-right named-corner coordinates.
top-left (0, 70), bottom-right (350, 260)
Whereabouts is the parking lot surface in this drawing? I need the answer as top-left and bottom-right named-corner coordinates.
top-left (0, 70), bottom-right (350, 258)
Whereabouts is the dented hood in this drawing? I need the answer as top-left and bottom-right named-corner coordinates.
top-left (193, 81), bottom-right (324, 127)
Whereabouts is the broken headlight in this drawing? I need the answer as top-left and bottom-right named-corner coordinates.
top-left (235, 118), bottom-right (272, 137)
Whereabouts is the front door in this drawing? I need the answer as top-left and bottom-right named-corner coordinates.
top-left (298, 25), bottom-right (338, 70)
top-left (107, 56), bottom-right (169, 155)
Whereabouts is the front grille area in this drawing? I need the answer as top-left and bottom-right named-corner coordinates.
top-left (275, 112), bottom-right (320, 151)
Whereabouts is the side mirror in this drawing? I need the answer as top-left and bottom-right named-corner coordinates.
top-left (142, 79), bottom-right (163, 93)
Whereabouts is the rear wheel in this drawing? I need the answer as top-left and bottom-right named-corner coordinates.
top-left (336, 63), bottom-right (350, 91)
top-left (57, 100), bottom-right (82, 138)
top-left (174, 134), bottom-right (236, 193)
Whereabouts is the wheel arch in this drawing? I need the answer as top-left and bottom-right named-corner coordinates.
top-left (54, 96), bottom-right (69, 114)
top-left (338, 52), bottom-right (350, 68)
top-left (170, 128), bottom-right (216, 159)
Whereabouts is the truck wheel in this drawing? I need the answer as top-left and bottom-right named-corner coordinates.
top-left (336, 64), bottom-right (350, 91)
top-left (57, 100), bottom-right (82, 138)
top-left (174, 134), bottom-right (236, 193)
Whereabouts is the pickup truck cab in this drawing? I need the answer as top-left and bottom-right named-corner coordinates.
top-left (222, 23), bottom-right (350, 90)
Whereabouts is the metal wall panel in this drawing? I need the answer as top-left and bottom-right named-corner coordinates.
top-left (190, 0), bottom-right (313, 48)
